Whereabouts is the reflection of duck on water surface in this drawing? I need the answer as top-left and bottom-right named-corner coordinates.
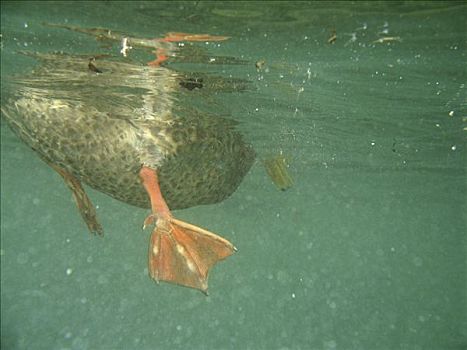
top-left (1, 31), bottom-right (255, 293)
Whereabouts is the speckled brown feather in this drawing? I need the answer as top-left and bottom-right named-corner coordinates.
top-left (2, 52), bottom-right (255, 210)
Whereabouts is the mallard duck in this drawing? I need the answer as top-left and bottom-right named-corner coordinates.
top-left (1, 43), bottom-right (255, 293)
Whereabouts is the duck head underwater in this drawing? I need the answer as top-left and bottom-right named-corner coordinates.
top-left (1, 27), bottom-right (256, 293)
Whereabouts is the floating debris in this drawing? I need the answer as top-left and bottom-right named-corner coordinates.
top-left (372, 36), bottom-right (401, 44)
top-left (264, 154), bottom-right (293, 191)
top-left (120, 37), bottom-right (132, 57)
top-left (328, 30), bottom-right (337, 44)
top-left (255, 59), bottom-right (266, 71)
top-left (88, 57), bottom-right (102, 73)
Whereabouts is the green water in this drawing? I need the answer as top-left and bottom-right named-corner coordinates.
top-left (1, 1), bottom-right (466, 349)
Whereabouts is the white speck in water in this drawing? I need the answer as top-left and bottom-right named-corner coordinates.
top-left (413, 256), bottom-right (423, 267)
top-left (370, 141), bottom-right (376, 146)
top-left (95, 205), bottom-right (99, 209)
top-left (255, 107), bottom-right (259, 112)
top-left (451, 145), bottom-right (457, 151)
top-left (66, 268), bottom-right (73, 275)
top-left (435, 123), bottom-right (440, 127)
top-left (448, 110), bottom-right (454, 117)
top-left (66, 238), bottom-right (71, 243)
top-left (291, 293), bottom-right (296, 299)
top-left (17, 252), bottom-right (29, 264)
top-left (97, 275), bottom-right (108, 284)
top-left (72, 337), bottom-right (86, 348)
top-left (24, 23), bottom-right (28, 28)
top-left (324, 340), bottom-right (337, 349)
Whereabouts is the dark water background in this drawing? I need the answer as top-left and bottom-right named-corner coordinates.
top-left (1, 1), bottom-right (466, 349)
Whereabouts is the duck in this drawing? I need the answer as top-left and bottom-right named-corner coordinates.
top-left (1, 33), bottom-right (255, 293)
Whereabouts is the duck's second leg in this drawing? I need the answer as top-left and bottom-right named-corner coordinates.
top-left (139, 166), bottom-right (236, 293)
top-left (49, 163), bottom-right (103, 235)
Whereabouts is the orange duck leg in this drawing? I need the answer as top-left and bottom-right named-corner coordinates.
top-left (139, 166), bottom-right (236, 293)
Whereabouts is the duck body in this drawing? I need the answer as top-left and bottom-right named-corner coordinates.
top-left (3, 53), bottom-right (255, 211)
top-left (2, 50), bottom-right (255, 292)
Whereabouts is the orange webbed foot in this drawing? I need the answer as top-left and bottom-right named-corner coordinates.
top-left (148, 217), bottom-right (236, 293)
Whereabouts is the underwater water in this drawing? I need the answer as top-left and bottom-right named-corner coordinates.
top-left (1, 1), bottom-right (466, 349)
